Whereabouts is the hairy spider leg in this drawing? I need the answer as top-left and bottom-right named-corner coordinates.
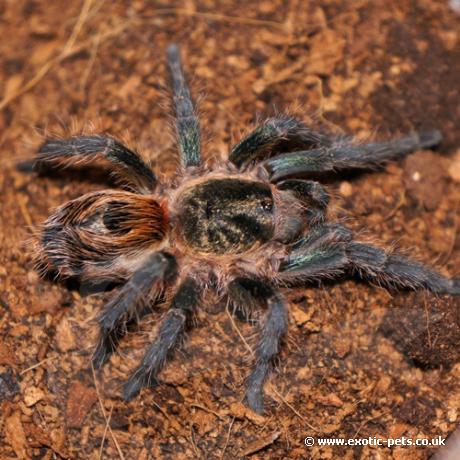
top-left (229, 116), bottom-right (330, 169)
top-left (264, 130), bottom-right (442, 181)
top-left (243, 286), bottom-right (288, 414)
top-left (92, 252), bottom-right (178, 368)
top-left (37, 135), bottom-right (156, 193)
top-left (279, 223), bottom-right (460, 295)
top-left (277, 179), bottom-right (330, 224)
top-left (167, 44), bottom-right (201, 167)
top-left (123, 277), bottom-right (200, 401)
top-left (279, 224), bottom-right (351, 280)
top-left (345, 242), bottom-right (460, 294)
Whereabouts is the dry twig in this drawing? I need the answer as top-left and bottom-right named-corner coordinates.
top-left (91, 364), bottom-right (125, 460)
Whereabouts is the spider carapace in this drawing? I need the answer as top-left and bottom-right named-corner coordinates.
top-left (177, 178), bottom-right (275, 254)
top-left (34, 44), bottom-right (459, 413)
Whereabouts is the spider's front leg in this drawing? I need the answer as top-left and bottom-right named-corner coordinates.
top-left (123, 277), bottom-right (201, 401)
top-left (167, 44), bottom-right (201, 168)
top-left (345, 242), bottom-right (459, 294)
top-left (228, 278), bottom-right (288, 413)
top-left (278, 223), bottom-right (459, 295)
top-left (37, 135), bottom-right (156, 193)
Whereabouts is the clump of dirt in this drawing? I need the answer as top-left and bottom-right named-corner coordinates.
top-left (381, 293), bottom-right (460, 369)
top-left (403, 151), bottom-right (448, 210)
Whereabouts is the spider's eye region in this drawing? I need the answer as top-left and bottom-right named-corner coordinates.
top-left (260, 199), bottom-right (273, 212)
top-left (177, 178), bottom-right (275, 254)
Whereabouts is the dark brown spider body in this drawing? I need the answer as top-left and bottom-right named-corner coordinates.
top-left (166, 172), bottom-right (307, 291)
top-left (176, 178), bottom-right (275, 254)
top-left (32, 44), bottom-right (459, 414)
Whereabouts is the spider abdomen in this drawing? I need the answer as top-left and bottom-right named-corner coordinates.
top-left (36, 191), bottom-right (167, 281)
top-left (175, 178), bottom-right (274, 254)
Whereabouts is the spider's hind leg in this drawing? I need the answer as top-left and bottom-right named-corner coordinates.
top-left (246, 287), bottom-right (288, 413)
top-left (37, 135), bottom-right (156, 193)
top-left (228, 277), bottom-right (288, 413)
top-left (167, 44), bottom-right (201, 168)
top-left (92, 252), bottom-right (177, 368)
top-left (123, 277), bottom-right (201, 401)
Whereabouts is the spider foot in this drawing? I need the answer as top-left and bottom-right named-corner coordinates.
top-left (92, 326), bottom-right (123, 371)
top-left (123, 369), bottom-right (158, 401)
top-left (245, 365), bottom-right (267, 414)
top-left (92, 340), bottom-right (110, 370)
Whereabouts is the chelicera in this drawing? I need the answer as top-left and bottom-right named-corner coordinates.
top-left (33, 44), bottom-right (459, 413)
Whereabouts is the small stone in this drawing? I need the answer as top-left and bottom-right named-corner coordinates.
top-left (375, 375), bottom-right (392, 393)
top-left (0, 340), bottom-right (16, 366)
top-left (316, 393), bottom-right (344, 407)
top-left (290, 304), bottom-right (313, 326)
top-left (24, 386), bottom-right (45, 407)
top-left (55, 317), bottom-right (76, 352)
top-left (66, 382), bottom-right (97, 428)
top-left (333, 336), bottom-right (351, 358)
top-left (403, 151), bottom-right (446, 210)
top-left (30, 290), bottom-right (62, 315)
top-left (26, 270), bottom-right (39, 284)
top-left (339, 181), bottom-right (353, 197)
top-left (4, 409), bottom-right (28, 459)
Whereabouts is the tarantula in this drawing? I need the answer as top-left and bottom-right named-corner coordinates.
top-left (34, 44), bottom-right (459, 414)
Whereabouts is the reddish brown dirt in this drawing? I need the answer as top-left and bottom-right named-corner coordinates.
top-left (1, 1), bottom-right (460, 459)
